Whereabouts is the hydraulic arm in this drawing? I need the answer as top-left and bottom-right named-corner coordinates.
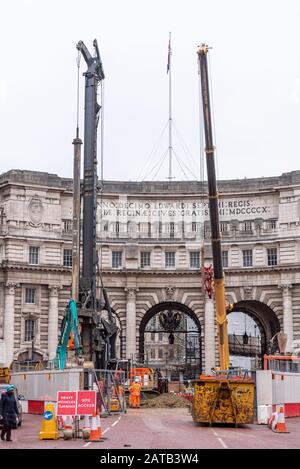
top-left (55, 299), bottom-right (82, 370)
top-left (197, 44), bottom-right (230, 370)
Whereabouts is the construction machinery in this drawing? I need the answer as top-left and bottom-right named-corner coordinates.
top-left (0, 367), bottom-right (11, 384)
top-left (54, 299), bottom-right (83, 369)
top-left (55, 39), bottom-right (118, 370)
top-left (192, 44), bottom-right (254, 425)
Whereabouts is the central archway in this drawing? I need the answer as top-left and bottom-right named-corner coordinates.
top-left (139, 301), bottom-right (202, 379)
top-left (228, 300), bottom-right (281, 368)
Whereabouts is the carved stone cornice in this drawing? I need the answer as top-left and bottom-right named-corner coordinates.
top-left (1, 261), bottom-right (68, 273)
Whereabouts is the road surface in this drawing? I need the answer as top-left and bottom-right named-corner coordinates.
top-left (1, 408), bottom-right (299, 449)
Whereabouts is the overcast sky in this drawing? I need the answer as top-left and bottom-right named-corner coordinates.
top-left (1, 0), bottom-right (300, 182)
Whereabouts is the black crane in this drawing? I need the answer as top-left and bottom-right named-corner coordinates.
top-left (76, 39), bottom-right (118, 370)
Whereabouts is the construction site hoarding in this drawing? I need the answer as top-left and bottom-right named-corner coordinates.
top-left (10, 369), bottom-right (82, 401)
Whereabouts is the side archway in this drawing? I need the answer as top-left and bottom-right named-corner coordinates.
top-left (229, 300), bottom-right (281, 358)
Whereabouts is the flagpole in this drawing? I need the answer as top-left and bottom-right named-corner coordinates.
top-left (168, 32), bottom-right (172, 180)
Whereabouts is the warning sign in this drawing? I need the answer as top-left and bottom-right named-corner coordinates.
top-left (56, 391), bottom-right (77, 416)
top-left (77, 390), bottom-right (96, 415)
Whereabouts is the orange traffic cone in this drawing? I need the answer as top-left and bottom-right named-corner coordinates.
top-left (273, 406), bottom-right (289, 433)
top-left (88, 413), bottom-right (101, 442)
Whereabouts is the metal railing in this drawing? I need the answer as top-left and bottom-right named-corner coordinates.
top-left (264, 354), bottom-right (300, 373)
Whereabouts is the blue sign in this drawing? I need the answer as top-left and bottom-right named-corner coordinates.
top-left (44, 410), bottom-right (53, 420)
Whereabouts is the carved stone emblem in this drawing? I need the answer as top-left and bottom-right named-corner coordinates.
top-left (28, 197), bottom-right (43, 226)
top-left (244, 286), bottom-right (252, 300)
top-left (165, 287), bottom-right (175, 299)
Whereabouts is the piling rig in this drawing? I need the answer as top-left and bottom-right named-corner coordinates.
top-left (75, 39), bottom-right (118, 370)
top-left (56, 40), bottom-right (118, 370)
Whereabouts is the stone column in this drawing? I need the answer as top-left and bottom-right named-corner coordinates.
top-left (48, 286), bottom-right (60, 361)
top-left (125, 288), bottom-right (138, 361)
top-left (280, 284), bottom-right (294, 353)
top-left (4, 282), bottom-right (16, 367)
top-left (204, 295), bottom-right (215, 374)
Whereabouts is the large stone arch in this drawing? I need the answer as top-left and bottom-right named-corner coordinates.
top-left (230, 300), bottom-right (281, 353)
top-left (139, 301), bottom-right (202, 373)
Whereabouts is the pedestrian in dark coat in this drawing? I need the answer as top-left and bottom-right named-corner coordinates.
top-left (0, 385), bottom-right (19, 442)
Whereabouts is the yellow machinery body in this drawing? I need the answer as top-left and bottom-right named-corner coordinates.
top-left (0, 368), bottom-right (11, 384)
top-left (192, 374), bottom-right (255, 425)
top-left (110, 397), bottom-right (121, 412)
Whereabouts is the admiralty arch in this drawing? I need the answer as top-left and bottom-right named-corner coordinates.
top-left (0, 169), bottom-right (300, 375)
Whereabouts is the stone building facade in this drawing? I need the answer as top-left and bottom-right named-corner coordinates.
top-left (0, 169), bottom-right (300, 372)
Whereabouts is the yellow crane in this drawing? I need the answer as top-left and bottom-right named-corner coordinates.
top-left (192, 45), bottom-right (254, 425)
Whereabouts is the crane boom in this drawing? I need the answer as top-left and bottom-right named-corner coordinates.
top-left (197, 44), bottom-right (230, 370)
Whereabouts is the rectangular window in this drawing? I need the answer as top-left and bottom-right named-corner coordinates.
top-left (222, 251), bottom-right (229, 268)
top-left (158, 221), bottom-right (163, 237)
top-left (242, 221), bottom-right (252, 231)
top-left (25, 288), bottom-right (36, 304)
top-left (170, 222), bottom-right (175, 239)
top-left (112, 251), bottom-right (122, 268)
top-left (158, 332), bottom-right (163, 342)
top-left (158, 349), bottom-right (163, 359)
top-left (243, 249), bottom-right (253, 267)
top-left (220, 222), bottom-right (228, 233)
top-left (267, 219), bottom-right (277, 229)
top-left (151, 332), bottom-right (155, 342)
top-left (29, 246), bottom-right (39, 265)
top-left (141, 251), bottom-right (151, 268)
top-left (148, 222), bottom-right (152, 238)
top-left (24, 319), bottom-right (35, 342)
top-left (150, 349), bottom-right (155, 359)
top-left (165, 251), bottom-right (175, 268)
top-left (192, 221), bottom-right (197, 232)
top-left (267, 248), bottom-right (277, 266)
top-left (115, 221), bottom-right (120, 238)
top-left (63, 219), bottom-right (72, 231)
top-left (63, 249), bottom-right (72, 267)
top-left (190, 251), bottom-right (200, 269)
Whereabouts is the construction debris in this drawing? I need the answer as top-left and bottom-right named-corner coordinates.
top-left (141, 392), bottom-right (191, 409)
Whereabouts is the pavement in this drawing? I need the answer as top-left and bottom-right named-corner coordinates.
top-left (1, 409), bottom-right (300, 449)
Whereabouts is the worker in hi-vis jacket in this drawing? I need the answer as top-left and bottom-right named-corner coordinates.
top-left (129, 378), bottom-right (141, 408)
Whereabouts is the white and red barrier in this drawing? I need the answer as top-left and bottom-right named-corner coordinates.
top-left (257, 370), bottom-right (300, 420)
